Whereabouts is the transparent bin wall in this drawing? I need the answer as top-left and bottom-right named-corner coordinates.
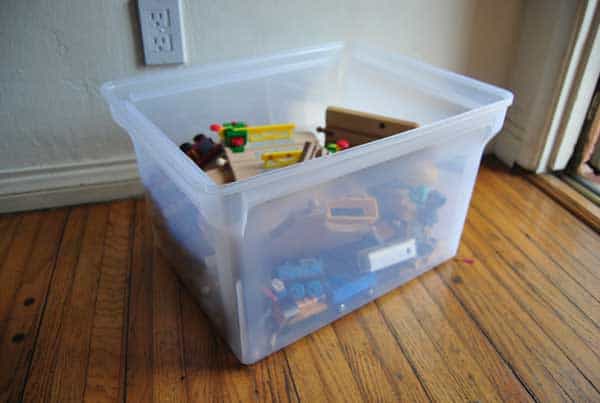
top-left (132, 139), bottom-right (245, 357)
top-left (129, 44), bottom-right (476, 148)
top-left (132, 50), bottom-right (347, 146)
top-left (236, 126), bottom-right (489, 363)
top-left (105, 43), bottom-right (511, 364)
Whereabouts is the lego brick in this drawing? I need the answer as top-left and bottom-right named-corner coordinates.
top-left (330, 273), bottom-right (376, 305)
top-left (275, 259), bottom-right (324, 281)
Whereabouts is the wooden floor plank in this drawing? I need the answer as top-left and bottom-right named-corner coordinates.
top-left (19, 206), bottom-right (87, 402)
top-left (470, 199), bottom-right (600, 328)
top-left (469, 197), bottom-right (600, 338)
top-left (4, 161), bottom-right (600, 402)
top-left (404, 280), bottom-right (508, 402)
top-left (332, 302), bottom-right (430, 402)
top-left (528, 172), bottom-right (600, 232)
top-left (22, 204), bottom-right (109, 402)
top-left (250, 350), bottom-right (299, 403)
top-left (463, 214), bottom-right (600, 389)
top-left (83, 200), bottom-right (136, 402)
top-left (0, 213), bottom-right (22, 368)
top-left (376, 286), bottom-right (494, 402)
top-left (284, 325), bottom-right (364, 402)
top-left (0, 212), bottom-right (43, 323)
top-left (476, 169), bottom-right (600, 284)
top-left (476, 179), bottom-right (600, 285)
top-left (436, 257), bottom-right (571, 402)
top-left (0, 214), bottom-right (21, 269)
top-left (179, 290), bottom-right (257, 403)
top-left (0, 209), bottom-right (68, 402)
top-left (419, 270), bottom-right (534, 402)
top-left (438, 242), bottom-right (600, 402)
top-left (467, 203), bottom-right (600, 352)
top-left (125, 200), bottom-right (155, 403)
top-left (481, 163), bottom-right (600, 256)
top-left (479, 167), bottom-right (600, 268)
top-left (151, 248), bottom-right (188, 403)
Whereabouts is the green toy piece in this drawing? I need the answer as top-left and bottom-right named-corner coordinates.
top-left (326, 143), bottom-right (339, 153)
top-left (210, 121), bottom-right (248, 152)
top-left (222, 122), bottom-right (248, 152)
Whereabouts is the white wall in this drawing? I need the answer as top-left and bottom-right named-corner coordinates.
top-left (0, 0), bottom-right (522, 210)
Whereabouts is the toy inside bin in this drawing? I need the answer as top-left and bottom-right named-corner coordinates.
top-left (101, 42), bottom-right (513, 364)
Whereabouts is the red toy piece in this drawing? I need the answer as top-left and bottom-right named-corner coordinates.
top-left (231, 137), bottom-right (245, 147)
top-left (209, 123), bottom-right (222, 132)
top-left (336, 139), bottom-right (350, 150)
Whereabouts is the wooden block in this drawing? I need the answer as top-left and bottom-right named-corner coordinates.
top-left (325, 196), bottom-right (379, 230)
top-left (311, 144), bottom-right (321, 158)
top-left (225, 131), bottom-right (319, 181)
top-left (262, 150), bottom-right (303, 169)
top-left (324, 106), bottom-right (418, 144)
top-left (205, 165), bottom-right (234, 185)
top-left (299, 141), bottom-right (315, 162)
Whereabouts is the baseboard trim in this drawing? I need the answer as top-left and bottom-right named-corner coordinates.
top-left (0, 156), bottom-right (144, 213)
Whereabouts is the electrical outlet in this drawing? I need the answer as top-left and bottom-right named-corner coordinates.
top-left (149, 9), bottom-right (170, 30)
top-left (151, 34), bottom-right (173, 52)
top-left (138, 0), bottom-right (185, 65)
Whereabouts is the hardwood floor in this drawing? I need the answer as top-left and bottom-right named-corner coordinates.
top-left (1, 161), bottom-right (600, 402)
top-left (527, 172), bottom-right (600, 233)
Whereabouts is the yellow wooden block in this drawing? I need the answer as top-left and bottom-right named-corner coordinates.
top-left (261, 149), bottom-right (302, 169)
top-left (247, 124), bottom-right (295, 143)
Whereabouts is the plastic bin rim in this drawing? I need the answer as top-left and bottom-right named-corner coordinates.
top-left (100, 41), bottom-right (514, 196)
top-left (124, 97), bottom-right (511, 198)
top-left (100, 41), bottom-right (514, 104)
top-left (100, 42), bottom-right (346, 100)
top-left (214, 101), bottom-right (512, 194)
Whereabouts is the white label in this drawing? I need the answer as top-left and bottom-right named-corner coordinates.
top-left (364, 238), bottom-right (416, 272)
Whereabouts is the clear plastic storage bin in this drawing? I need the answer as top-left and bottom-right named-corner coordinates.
top-left (101, 42), bottom-right (513, 364)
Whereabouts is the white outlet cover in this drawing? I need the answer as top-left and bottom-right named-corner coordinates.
top-left (138, 0), bottom-right (185, 65)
